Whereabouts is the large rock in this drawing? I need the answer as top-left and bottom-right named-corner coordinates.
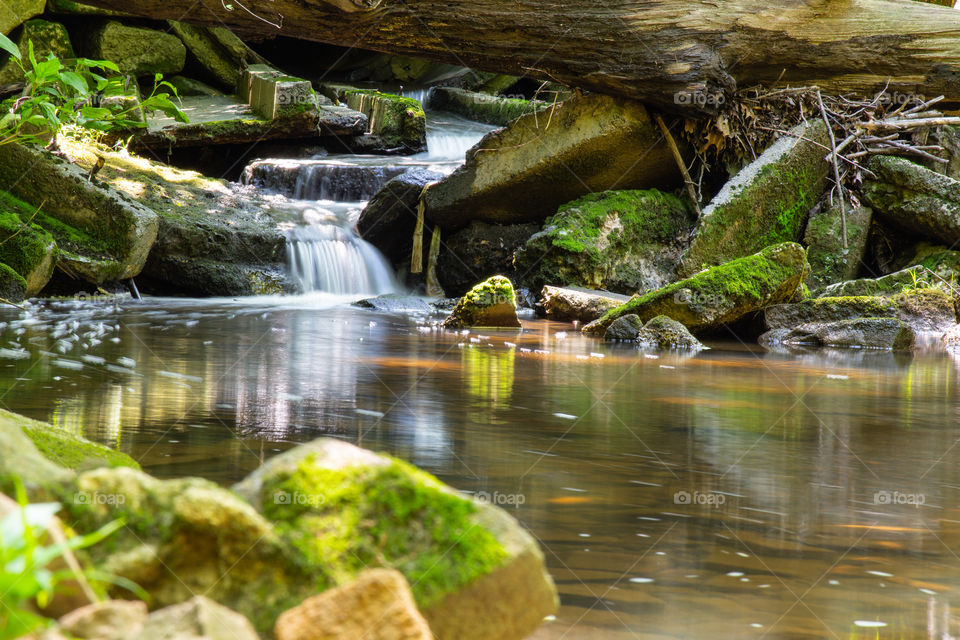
top-left (58, 600), bottom-right (148, 640)
top-left (515, 189), bottom-right (694, 294)
top-left (275, 569), bottom-right (433, 640)
top-left (0, 408), bottom-right (74, 491)
top-left (0, 0), bottom-right (44, 35)
top-left (604, 314), bottom-right (643, 341)
top-left (892, 242), bottom-right (960, 283)
top-left (583, 242), bottom-right (809, 335)
top-left (0, 191), bottom-right (57, 296)
top-left (0, 263), bottom-right (26, 303)
top-left (341, 90), bottom-right (427, 153)
top-left (680, 121), bottom-right (830, 277)
top-left (539, 285), bottom-right (630, 323)
top-left (862, 155), bottom-right (960, 246)
top-left (636, 315), bottom-right (705, 350)
top-left (804, 204), bottom-right (872, 291)
top-left (439, 220), bottom-right (540, 296)
top-left (58, 137), bottom-right (290, 296)
top-left (764, 289), bottom-right (956, 334)
top-left (135, 596), bottom-right (260, 640)
top-left (358, 168), bottom-right (444, 269)
top-left (775, 317), bottom-right (916, 350)
top-left (424, 93), bottom-right (683, 229)
top-left (233, 438), bottom-right (558, 640)
top-left (820, 265), bottom-right (931, 297)
top-left (81, 21), bottom-right (185, 76)
top-left (429, 87), bottom-right (550, 126)
top-left (166, 22), bottom-right (264, 90)
top-left (0, 142), bottom-right (158, 285)
top-left (0, 19), bottom-right (75, 85)
top-left (443, 275), bottom-right (521, 329)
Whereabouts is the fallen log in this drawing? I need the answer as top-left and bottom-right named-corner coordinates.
top-left (77, 0), bottom-right (960, 115)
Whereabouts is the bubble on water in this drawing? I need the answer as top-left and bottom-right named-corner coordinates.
top-left (827, 374), bottom-right (849, 380)
top-left (590, 352), bottom-right (604, 358)
top-left (117, 357), bottom-right (136, 368)
top-left (81, 355), bottom-right (106, 366)
top-left (660, 365), bottom-right (676, 370)
top-left (919, 588), bottom-right (936, 595)
top-left (52, 358), bottom-right (83, 370)
top-left (726, 572), bottom-right (745, 577)
top-left (629, 577), bottom-right (653, 583)
top-left (553, 413), bottom-right (577, 420)
top-left (853, 621), bottom-right (887, 628)
top-left (578, 533), bottom-right (591, 538)
top-left (0, 348), bottom-right (29, 360)
top-left (355, 409), bottom-right (385, 418)
top-left (159, 371), bottom-right (203, 383)
top-left (750, 623), bottom-right (763, 629)
top-left (644, 354), bottom-right (659, 360)
top-left (828, 579), bottom-right (839, 585)
top-left (866, 570), bottom-right (893, 577)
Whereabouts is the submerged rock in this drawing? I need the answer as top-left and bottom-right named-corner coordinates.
top-left (429, 87), bottom-right (549, 126)
top-left (443, 275), bottom-right (521, 329)
top-left (584, 242), bottom-right (809, 335)
top-left (439, 220), bottom-right (540, 296)
top-left (862, 155), bottom-right (960, 246)
top-left (80, 20), bottom-right (186, 76)
top-left (275, 569), bottom-right (433, 640)
top-left (804, 204), bottom-right (872, 291)
top-left (604, 314), bottom-right (643, 341)
top-left (540, 285), bottom-right (630, 323)
top-left (777, 317), bottom-right (916, 350)
top-left (681, 121), bottom-right (830, 276)
top-left (233, 437), bottom-right (558, 640)
top-left (515, 189), bottom-right (694, 294)
top-left (424, 93), bottom-right (684, 229)
top-left (636, 315), bottom-right (705, 350)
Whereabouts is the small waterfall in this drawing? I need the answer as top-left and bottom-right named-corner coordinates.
top-left (244, 160), bottom-right (409, 201)
top-left (286, 225), bottom-right (398, 295)
top-left (415, 111), bottom-right (497, 163)
top-left (401, 88), bottom-right (433, 108)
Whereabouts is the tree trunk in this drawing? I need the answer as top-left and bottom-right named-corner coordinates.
top-left (79, 0), bottom-right (960, 114)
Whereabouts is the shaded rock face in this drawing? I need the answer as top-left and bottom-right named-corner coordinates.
top-left (166, 21), bottom-right (263, 90)
top-left (233, 437), bottom-right (558, 640)
top-left (429, 87), bottom-right (550, 126)
top-left (804, 205), bottom-right (872, 291)
top-left (604, 314), bottom-right (643, 341)
top-left (81, 21), bottom-right (186, 76)
top-left (764, 289), bottom-right (956, 334)
top-left (0, 0), bottom-right (45, 35)
top-left (584, 242), bottom-right (809, 335)
top-left (443, 276), bottom-right (521, 329)
top-left (358, 168), bottom-right (444, 269)
top-left (424, 94), bottom-right (683, 229)
top-left (862, 155), bottom-right (960, 246)
top-left (0, 19), bottom-right (75, 85)
top-left (0, 193), bottom-right (57, 296)
top-left (439, 220), bottom-right (540, 296)
top-left (0, 142), bottom-right (158, 286)
top-left (275, 569), bottom-right (433, 640)
top-left (820, 265), bottom-right (931, 298)
top-left (892, 242), bottom-right (960, 283)
top-left (0, 263), bottom-right (27, 303)
top-left (539, 285), bottom-right (630, 323)
top-left (636, 315), bottom-right (705, 350)
top-left (773, 317), bottom-right (916, 350)
top-left (681, 121), bottom-right (830, 277)
top-left (515, 189), bottom-right (694, 295)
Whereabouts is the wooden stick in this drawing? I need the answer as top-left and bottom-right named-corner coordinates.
top-left (654, 114), bottom-right (701, 218)
top-left (817, 90), bottom-right (847, 248)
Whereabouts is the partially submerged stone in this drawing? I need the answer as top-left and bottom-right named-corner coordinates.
top-left (341, 90), bottom-right (427, 153)
top-left (777, 317), bottom-right (916, 350)
top-left (233, 438), bottom-right (558, 640)
top-left (862, 155), bottom-right (960, 246)
top-left (584, 242), bottom-right (809, 335)
top-left (0, 191), bottom-right (57, 296)
top-left (680, 121), bottom-right (830, 277)
top-left (804, 204), bottom-right (872, 290)
top-left (354, 294), bottom-right (434, 315)
top-left (137, 596), bottom-right (259, 640)
top-left (81, 21), bottom-right (185, 76)
top-left (443, 276), bottom-right (521, 329)
top-left (942, 323), bottom-right (960, 348)
top-left (604, 314), bottom-right (643, 341)
top-left (515, 189), bottom-right (694, 294)
top-left (439, 220), bottom-right (540, 296)
top-left (429, 87), bottom-right (550, 126)
top-left (539, 285), bottom-right (630, 323)
top-left (0, 0), bottom-right (44, 35)
top-left (425, 93), bottom-right (684, 229)
top-left (275, 569), bottom-right (433, 640)
top-left (0, 19), bottom-right (75, 85)
top-left (636, 315), bottom-right (705, 350)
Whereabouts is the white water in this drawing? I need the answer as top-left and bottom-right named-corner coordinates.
top-left (285, 225), bottom-right (397, 295)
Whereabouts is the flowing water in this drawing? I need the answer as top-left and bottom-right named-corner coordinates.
top-left (3, 296), bottom-right (960, 640)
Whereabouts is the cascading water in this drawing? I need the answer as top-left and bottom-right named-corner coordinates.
top-left (285, 224), bottom-right (397, 295)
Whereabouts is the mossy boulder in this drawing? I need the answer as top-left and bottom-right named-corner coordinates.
top-left (0, 19), bottom-right (75, 85)
top-left (636, 315), bottom-right (705, 350)
top-left (515, 189), bottom-right (695, 294)
top-left (232, 438), bottom-right (558, 640)
top-left (429, 87), bottom-right (550, 126)
top-left (0, 0), bottom-right (44, 35)
top-left (46, 0), bottom-right (131, 15)
top-left (342, 90), bottom-right (427, 153)
top-left (775, 317), bottom-right (916, 350)
top-left (439, 220), bottom-right (540, 296)
top-left (425, 93), bottom-right (685, 229)
top-left (680, 121), bottom-right (830, 277)
top-left (443, 276), bottom-right (521, 329)
top-left (604, 314), bottom-right (643, 341)
top-left (584, 242), bottom-right (809, 335)
top-left (862, 155), bottom-right (960, 246)
top-left (0, 262), bottom-right (26, 303)
top-left (804, 204), bottom-right (872, 290)
top-left (764, 289), bottom-right (956, 334)
top-left (0, 191), bottom-right (58, 296)
top-left (80, 20), bottom-right (185, 76)
top-left (13, 409), bottom-right (139, 472)
top-left (820, 265), bottom-right (932, 297)
top-left (891, 242), bottom-right (960, 284)
top-left (0, 408), bottom-right (73, 492)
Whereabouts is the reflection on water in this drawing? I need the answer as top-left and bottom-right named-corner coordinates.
top-left (3, 296), bottom-right (960, 639)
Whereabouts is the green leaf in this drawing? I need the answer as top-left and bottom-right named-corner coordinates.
top-left (80, 106), bottom-right (111, 120)
top-left (0, 32), bottom-right (20, 61)
top-left (59, 71), bottom-right (89, 95)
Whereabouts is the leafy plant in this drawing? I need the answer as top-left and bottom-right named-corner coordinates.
top-left (0, 32), bottom-right (187, 147)
top-left (0, 481), bottom-right (142, 640)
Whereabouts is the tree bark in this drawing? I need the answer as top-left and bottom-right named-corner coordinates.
top-left (78, 0), bottom-right (960, 115)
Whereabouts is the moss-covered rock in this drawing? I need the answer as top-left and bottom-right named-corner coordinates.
top-left (515, 189), bottom-right (694, 294)
top-left (166, 21), bottom-right (264, 90)
top-left (0, 408), bottom-right (73, 492)
top-left (425, 93), bottom-right (685, 229)
top-left (439, 220), bottom-right (540, 296)
top-left (680, 121), bottom-right (830, 277)
top-left (819, 265), bottom-right (932, 297)
top-left (775, 317), bottom-right (916, 350)
top-left (443, 275), bottom-right (521, 329)
top-left (15, 411), bottom-right (139, 472)
top-left (342, 90), bottom-right (427, 153)
top-left (891, 242), bottom-right (960, 284)
top-left (0, 0), bottom-right (44, 35)
top-left (80, 20), bottom-right (185, 76)
top-left (429, 87), bottom-right (551, 126)
top-left (583, 242), bottom-right (809, 335)
top-left (636, 315), bottom-right (705, 350)
top-left (0, 19), bottom-right (75, 85)
top-left (45, 0), bottom-right (130, 15)
top-left (0, 262), bottom-right (26, 303)
top-left (804, 204), bottom-right (872, 290)
top-left (232, 438), bottom-right (558, 640)
top-left (604, 314), bottom-right (643, 341)
top-left (0, 191), bottom-right (58, 296)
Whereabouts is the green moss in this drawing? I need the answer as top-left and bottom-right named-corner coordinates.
top-left (0, 262), bottom-right (26, 301)
top-left (0, 194), bottom-right (55, 279)
top-left (343, 90), bottom-right (426, 150)
top-left (22, 421), bottom-right (139, 471)
top-left (444, 275), bottom-right (519, 328)
top-left (262, 455), bottom-right (508, 608)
